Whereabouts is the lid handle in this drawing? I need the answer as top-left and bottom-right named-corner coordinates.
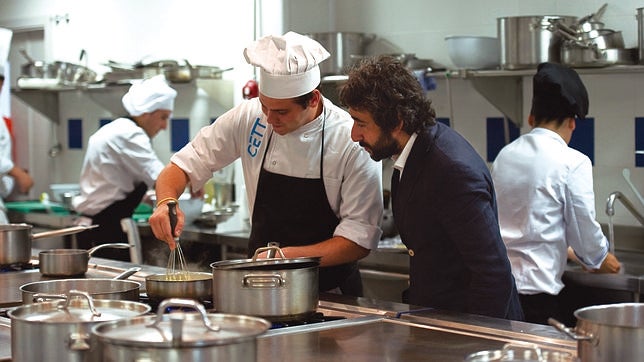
top-left (252, 245), bottom-right (285, 261)
top-left (147, 298), bottom-right (221, 337)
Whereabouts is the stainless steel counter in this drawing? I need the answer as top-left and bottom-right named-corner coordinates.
top-left (0, 258), bottom-right (576, 362)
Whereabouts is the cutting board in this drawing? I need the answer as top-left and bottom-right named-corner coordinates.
top-left (5, 201), bottom-right (68, 214)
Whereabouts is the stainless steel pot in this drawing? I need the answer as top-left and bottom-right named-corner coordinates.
top-left (145, 271), bottom-right (213, 302)
top-left (20, 270), bottom-right (141, 304)
top-left (549, 303), bottom-right (644, 362)
top-left (8, 290), bottom-right (150, 362)
top-left (498, 15), bottom-right (578, 69)
top-left (39, 243), bottom-right (132, 277)
top-left (210, 246), bottom-right (320, 321)
top-left (0, 224), bottom-right (98, 265)
top-left (91, 298), bottom-right (270, 362)
top-left (307, 32), bottom-right (376, 75)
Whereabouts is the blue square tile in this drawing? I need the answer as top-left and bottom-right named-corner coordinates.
top-left (486, 117), bottom-right (519, 162)
top-left (171, 118), bottom-right (190, 152)
top-left (635, 117), bottom-right (644, 167)
top-left (99, 118), bottom-right (112, 128)
top-left (436, 117), bottom-right (450, 127)
top-left (67, 119), bottom-right (82, 149)
top-left (569, 117), bottom-right (594, 165)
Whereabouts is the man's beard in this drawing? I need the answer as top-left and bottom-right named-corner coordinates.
top-left (361, 132), bottom-right (401, 161)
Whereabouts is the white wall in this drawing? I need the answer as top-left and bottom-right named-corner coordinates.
top-left (284, 0), bottom-right (644, 228)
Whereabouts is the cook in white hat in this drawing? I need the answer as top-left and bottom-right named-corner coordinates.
top-left (148, 31), bottom-right (384, 296)
top-left (244, 31), bottom-right (330, 99)
top-left (73, 74), bottom-right (178, 261)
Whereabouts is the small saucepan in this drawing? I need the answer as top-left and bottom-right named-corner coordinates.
top-left (39, 243), bottom-right (133, 277)
top-left (145, 271), bottom-right (213, 303)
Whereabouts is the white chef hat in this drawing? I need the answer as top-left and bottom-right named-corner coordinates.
top-left (122, 74), bottom-right (177, 116)
top-left (244, 31), bottom-right (330, 99)
top-left (0, 27), bottom-right (13, 78)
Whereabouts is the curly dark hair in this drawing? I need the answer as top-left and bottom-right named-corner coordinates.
top-left (339, 55), bottom-right (436, 134)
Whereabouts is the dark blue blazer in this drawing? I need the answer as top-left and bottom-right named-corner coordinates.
top-left (392, 123), bottom-right (523, 320)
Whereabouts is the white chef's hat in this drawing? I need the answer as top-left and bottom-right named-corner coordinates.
top-left (0, 27), bottom-right (13, 77)
top-left (244, 31), bottom-right (330, 99)
top-left (122, 74), bottom-right (177, 116)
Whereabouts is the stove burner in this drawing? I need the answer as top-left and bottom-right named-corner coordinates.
top-left (270, 312), bottom-right (346, 329)
top-left (0, 262), bottom-right (37, 272)
top-left (138, 293), bottom-right (213, 313)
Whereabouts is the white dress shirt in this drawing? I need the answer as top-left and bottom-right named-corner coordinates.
top-left (491, 127), bottom-right (608, 295)
top-left (171, 97), bottom-right (383, 250)
top-left (73, 117), bottom-right (164, 215)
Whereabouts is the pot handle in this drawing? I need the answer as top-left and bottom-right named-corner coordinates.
top-left (112, 267), bottom-right (141, 280)
top-left (31, 224), bottom-right (98, 240)
top-left (146, 298), bottom-right (221, 335)
top-left (548, 318), bottom-right (594, 342)
top-left (87, 242), bottom-right (132, 256)
top-left (252, 246), bottom-right (285, 261)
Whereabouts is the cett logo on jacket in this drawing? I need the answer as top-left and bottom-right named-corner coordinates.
top-left (247, 117), bottom-right (267, 157)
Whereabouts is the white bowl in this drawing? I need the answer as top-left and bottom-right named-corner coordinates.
top-left (445, 36), bottom-right (500, 70)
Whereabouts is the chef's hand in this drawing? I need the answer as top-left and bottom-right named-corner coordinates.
top-left (148, 201), bottom-right (184, 250)
top-left (592, 252), bottom-right (621, 274)
top-left (9, 167), bottom-right (34, 194)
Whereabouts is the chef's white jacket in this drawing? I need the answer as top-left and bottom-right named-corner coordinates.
top-left (491, 127), bottom-right (608, 295)
top-left (172, 97), bottom-right (383, 250)
top-left (73, 117), bottom-right (164, 215)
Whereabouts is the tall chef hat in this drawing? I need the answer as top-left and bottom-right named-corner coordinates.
top-left (243, 31), bottom-right (330, 99)
top-left (531, 62), bottom-right (588, 120)
top-left (122, 74), bottom-right (177, 116)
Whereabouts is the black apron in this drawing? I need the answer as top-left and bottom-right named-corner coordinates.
top-left (248, 111), bottom-right (363, 296)
top-left (76, 182), bottom-right (148, 261)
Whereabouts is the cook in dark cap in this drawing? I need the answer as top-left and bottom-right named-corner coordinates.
top-left (491, 62), bottom-right (621, 325)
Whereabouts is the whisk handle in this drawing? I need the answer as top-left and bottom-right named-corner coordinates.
top-left (167, 201), bottom-right (178, 238)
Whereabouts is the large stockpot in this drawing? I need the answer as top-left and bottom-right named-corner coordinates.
top-left (549, 303), bottom-right (644, 362)
top-left (307, 32), bottom-right (375, 75)
top-left (39, 243), bottom-right (132, 277)
top-left (91, 298), bottom-right (270, 362)
top-left (498, 15), bottom-right (578, 69)
top-left (210, 246), bottom-right (320, 321)
top-left (0, 224), bottom-right (98, 265)
top-left (8, 290), bottom-right (150, 362)
top-left (20, 273), bottom-right (141, 304)
top-left (145, 271), bottom-right (213, 302)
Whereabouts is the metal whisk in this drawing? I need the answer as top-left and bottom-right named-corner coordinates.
top-left (166, 201), bottom-right (188, 280)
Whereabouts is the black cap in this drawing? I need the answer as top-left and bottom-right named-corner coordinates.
top-left (531, 62), bottom-right (588, 120)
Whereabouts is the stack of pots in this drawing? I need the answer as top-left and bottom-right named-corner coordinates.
top-left (498, 15), bottom-right (578, 70)
top-left (307, 32), bottom-right (375, 76)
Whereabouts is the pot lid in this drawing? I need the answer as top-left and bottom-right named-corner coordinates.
top-left (9, 291), bottom-right (150, 323)
top-left (92, 299), bottom-right (270, 347)
top-left (211, 256), bottom-right (320, 270)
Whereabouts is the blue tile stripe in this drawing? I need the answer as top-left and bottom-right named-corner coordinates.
top-left (171, 118), bottom-right (190, 152)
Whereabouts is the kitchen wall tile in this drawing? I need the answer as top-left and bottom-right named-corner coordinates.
top-left (485, 117), bottom-right (519, 162)
top-left (170, 118), bottom-right (189, 152)
top-left (67, 118), bottom-right (82, 149)
top-left (635, 117), bottom-right (644, 167)
top-left (569, 117), bottom-right (595, 165)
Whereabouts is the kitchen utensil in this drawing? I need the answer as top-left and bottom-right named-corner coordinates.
top-left (166, 201), bottom-right (187, 276)
top-left (91, 298), bottom-right (270, 361)
top-left (622, 168), bottom-right (644, 208)
top-left (38, 243), bottom-right (132, 277)
top-left (0, 224), bottom-right (98, 265)
top-left (9, 290), bottom-right (150, 362)
top-left (549, 303), bottom-right (644, 362)
top-left (307, 32), bottom-right (376, 75)
top-left (211, 245), bottom-right (320, 321)
top-left (444, 36), bottom-right (500, 70)
top-left (498, 15), bottom-right (578, 70)
top-left (20, 269), bottom-right (141, 304)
